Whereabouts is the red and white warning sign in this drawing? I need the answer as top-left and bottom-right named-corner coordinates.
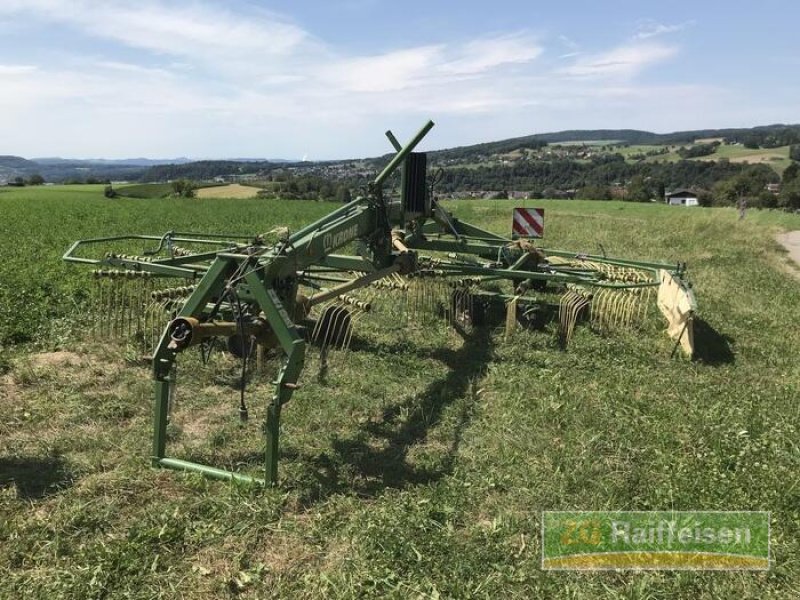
top-left (512, 207), bottom-right (544, 238)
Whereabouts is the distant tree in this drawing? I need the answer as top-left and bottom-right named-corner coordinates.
top-left (336, 186), bottom-right (352, 203)
top-left (626, 175), bottom-right (652, 202)
top-left (27, 174), bottom-right (45, 185)
top-left (171, 179), bottom-right (195, 198)
top-left (318, 182), bottom-right (334, 200)
top-left (11, 176), bottom-right (25, 187)
top-left (751, 190), bottom-right (778, 209)
top-left (790, 145), bottom-right (800, 161)
top-left (743, 136), bottom-right (760, 150)
top-left (655, 180), bottom-right (666, 201)
top-left (677, 142), bottom-right (719, 159)
top-left (576, 184), bottom-right (611, 200)
top-left (697, 189), bottom-right (714, 207)
top-left (783, 162), bottom-right (800, 184)
top-left (779, 178), bottom-right (800, 210)
top-left (712, 165), bottom-right (777, 206)
top-left (104, 184), bottom-right (117, 198)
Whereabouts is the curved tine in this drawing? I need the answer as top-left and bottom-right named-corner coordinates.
top-left (326, 305), bottom-right (347, 351)
top-left (590, 288), bottom-right (603, 329)
top-left (562, 291), bottom-right (576, 335)
top-left (569, 294), bottom-right (588, 341)
top-left (604, 291), bottom-right (617, 331)
top-left (453, 288), bottom-right (464, 326)
top-left (559, 290), bottom-right (576, 340)
top-left (311, 303), bottom-right (330, 345)
top-left (602, 291), bottom-right (615, 331)
top-left (610, 291), bottom-right (623, 328)
top-left (607, 291), bottom-right (621, 329)
top-left (120, 279), bottom-right (128, 338)
top-left (561, 293), bottom-right (574, 341)
top-left (318, 305), bottom-right (338, 352)
top-left (105, 279), bottom-right (114, 338)
top-left (143, 277), bottom-right (155, 337)
top-left (128, 279), bottom-right (136, 338)
top-left (118, 280), bottom-right (128, 338)
top-left (124, 280), bottom-right (133, 338)
top-left (335, 305), bottom-right (352, 351)
top-left (626, 292), bottom-right (640, 328)
top-left (558, 290), bottom-right (569, 330)
top-left (564, 293), bottom-right (580, 344)
top-left (92, 276), bottom-right (101, 338)
top-left (461, 289), bottom-right (472, 328)
top-left (342, 309), bottom-right (362, 352)
top-left (641, 287), bottom-right (653, 322)
top-left (596, 289), bottom-right (610, 332)
top-left (601, 290), bottom-right (615, 330)
top-left (620, 292), bottom-right (634, 328)
top-left (569, 294), bottom-right (586, 339)
top-left (618, 292), bottom-right (631, 328)
top-left (421, 280), bottom-right (432, 320)
top-left (619, 290), bottom-right (631, 327)
top-left (327, 305), bottom-right (345, 350)
top-left (590, 288), bottom-right (602, 330)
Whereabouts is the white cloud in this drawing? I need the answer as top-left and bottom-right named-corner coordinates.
top-left (634, 20), bottom-right (695, 40)
top-left (441, 34), bottom-right (542, 75)
top-left (0, 1), bottom-right (735, 158)
top-left (559, 43), bottom-right (678, 78)
top-left (323, 45), bottom-right (444, 93)
top-left (322, 33), bottom-right (542, 94)
top-left (0, 64), bottom-right (38, 75)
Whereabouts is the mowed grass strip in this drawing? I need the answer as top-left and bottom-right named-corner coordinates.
top-left (195, 183), bottom-right (261, 199)
top-left (0, 186), bottom-right (799, 598)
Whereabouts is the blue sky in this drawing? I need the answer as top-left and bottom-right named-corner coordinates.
top-left (0, 1), bottom-right (798, 159)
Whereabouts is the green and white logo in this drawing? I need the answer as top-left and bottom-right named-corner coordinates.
top-left (542, 511), bottom-right (770, 570)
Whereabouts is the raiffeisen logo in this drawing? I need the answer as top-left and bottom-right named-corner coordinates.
top-left (610, 519), bottom-right (752, 546)
top-left (542, 511), bottom-right (770, 570)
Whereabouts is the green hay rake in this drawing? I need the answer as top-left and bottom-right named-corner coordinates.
top-left (64, 120), bottom-right (697, 485)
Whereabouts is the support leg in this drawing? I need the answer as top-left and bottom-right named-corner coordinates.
top-left (152, 378), bottom-right (171, 464)
top-left (265, 400), bottom-right (281, 485)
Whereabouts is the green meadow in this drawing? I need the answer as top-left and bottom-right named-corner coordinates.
top-left (1, 185), bottom-right (799, 598)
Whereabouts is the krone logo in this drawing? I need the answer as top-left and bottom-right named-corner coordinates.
top-left (323, 224), bottom-right (358, 252)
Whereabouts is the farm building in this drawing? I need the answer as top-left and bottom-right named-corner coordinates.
top-left (665, 189), bottom-right (699, 206)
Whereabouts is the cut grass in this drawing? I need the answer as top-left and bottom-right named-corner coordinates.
top-left (1, 186), bottom-right (800, 598)
top-left (195, 183), bottom-right (261, 199)
top-left (642, 143), bottom-right (792, 174)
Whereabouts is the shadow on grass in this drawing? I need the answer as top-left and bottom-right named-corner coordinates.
top-left (692, 318), bottom-right (735, 366)
top-left (0, 454), bottom-right (74, 499)
top-left (293, 324), bottom-right (495, 505)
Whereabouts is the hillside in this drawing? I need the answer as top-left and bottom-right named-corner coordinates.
top-left (3, 124), bottom-right (799, 192)
top-left (429, 123), bottom-right (800, 163)
top-left (0, 155), bottom-right (39, 169)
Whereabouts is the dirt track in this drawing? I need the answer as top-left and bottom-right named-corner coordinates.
top-left (777, 231), bottom-right (800, 271)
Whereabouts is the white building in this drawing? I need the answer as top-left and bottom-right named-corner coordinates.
top-left (665, 189), bottom-right (699, 207)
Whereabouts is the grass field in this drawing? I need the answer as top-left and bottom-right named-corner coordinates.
top-left (1, 185), bottom-right (800, 598)
top-left (115, 183), bottom-right (176, 199)
top-left (711, 144), bottom-right (791, 172)
top-left (641, 143), bottom-right (792, 173)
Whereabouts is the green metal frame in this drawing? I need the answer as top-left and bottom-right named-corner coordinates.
top-left (64, 119), bottom-right (697, 486)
